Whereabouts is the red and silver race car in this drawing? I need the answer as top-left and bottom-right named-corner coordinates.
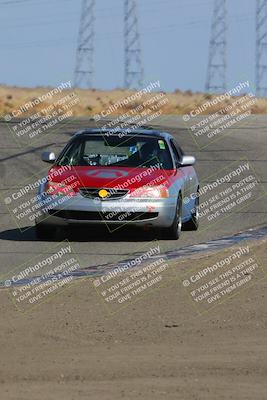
top-left (36, 128), bottom-right (200, 240)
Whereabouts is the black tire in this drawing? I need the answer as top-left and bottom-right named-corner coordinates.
top-left (35, 223), bottom-right (54, 240)
top-left (163, 194), bottom-right (183, 240)
top-left (185, 194), bottom-right (199, 231)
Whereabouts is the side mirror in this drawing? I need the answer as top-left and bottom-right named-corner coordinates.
top-left (178, 155), bottom-right (196, 167)
top-left (41, 151), bottom-right (56, 164)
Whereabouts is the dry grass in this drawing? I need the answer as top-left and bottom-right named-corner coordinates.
top-left (0, 85), bottom-right (267, 118)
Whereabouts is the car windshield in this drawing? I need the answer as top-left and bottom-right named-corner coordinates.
top-left (57, 135), bottom-right (173, 169)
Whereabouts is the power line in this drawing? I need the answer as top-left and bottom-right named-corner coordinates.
top-left (0, 12), bottom-right (254, 50)
top-left (0, 0), bottom-right (37, 4)
top-left (0, 1), bottom-right (213, 29)
top-left (0, 0), bottom-right (72, 5)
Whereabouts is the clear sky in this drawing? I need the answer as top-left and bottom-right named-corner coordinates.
top-left (0, 0), bottom-right (255, 92)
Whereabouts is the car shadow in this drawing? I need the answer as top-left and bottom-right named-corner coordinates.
top-left (0, 226), bottom-right (159, 242)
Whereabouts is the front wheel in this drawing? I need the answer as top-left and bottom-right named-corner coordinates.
top-left (163, 195), bottom-right (182, 240)
top-left (185, 194), bottom-right (199, 231)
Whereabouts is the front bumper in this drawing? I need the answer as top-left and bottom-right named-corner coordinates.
top-left (35, 193), bottom-right (177, 229)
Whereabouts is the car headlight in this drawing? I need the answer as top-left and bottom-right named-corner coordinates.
top-left (44, 181), bottom-right (76, 197)
top-left (129, 185), bottom-right (169, 198)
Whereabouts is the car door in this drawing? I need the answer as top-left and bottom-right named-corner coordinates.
top-left (170, 139), bottom-right (194, 219)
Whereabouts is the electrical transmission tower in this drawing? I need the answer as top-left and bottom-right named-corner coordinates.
top-left (256, 0), bottom-right (267, 97)
top-left (205, 0), bottom-right (227, 93)
top-left (124, 0), bottom-right (144, 89)
top-left (74, 0), bottom-right (95, 88)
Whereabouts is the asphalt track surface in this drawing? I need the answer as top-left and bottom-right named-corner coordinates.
top-left (0, 116), bottom-right (266, 278)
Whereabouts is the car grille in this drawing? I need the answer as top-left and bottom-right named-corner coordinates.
top-left (49, 210), bottom-right (158, 222)
top-left (79, 187), bottom-right (129, 200)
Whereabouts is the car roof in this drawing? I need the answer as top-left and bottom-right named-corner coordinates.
top-left (74, 127), bottom-right (173, 140)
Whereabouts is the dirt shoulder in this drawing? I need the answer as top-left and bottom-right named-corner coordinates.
top-left (0, 239), bottom-right (267, 400)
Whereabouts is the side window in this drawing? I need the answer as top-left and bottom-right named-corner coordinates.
top-left (173, 140), bottom-right (184, 159)
top-left (170, 140), bottom-right (181, 165)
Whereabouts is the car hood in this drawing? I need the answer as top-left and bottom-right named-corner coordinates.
top-left (48, 165), bottom-right (179, 191)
